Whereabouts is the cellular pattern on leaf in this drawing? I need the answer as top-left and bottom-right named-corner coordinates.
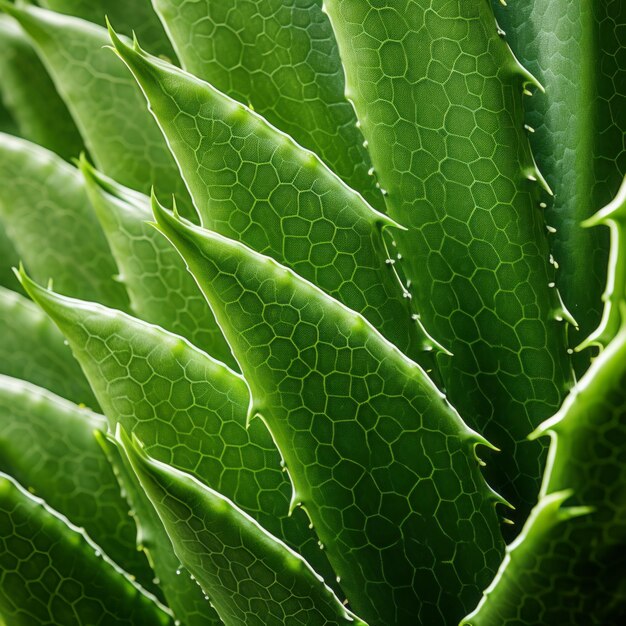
top-left (0, 375), bottom-right (157, 595)
top-left (0, 472), bottom-right (170, 626)
top-left (121, 432), bottom-right (366, 626)
top-left (155, 204), bottom-right (504, 626)
top-left (323, 0), bottom-right (573, 525)
top-left (19, 272), bottom-right (337, 590)
top-left (152, 0), bottom-right (383, 210)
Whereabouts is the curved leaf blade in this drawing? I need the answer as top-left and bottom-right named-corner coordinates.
top-left (0, 375), bottom-right (156, 595)
top-left (153, 202), bottom-right (504, 626)
top-left (79, 158), bottom-right (236, 370)
top-left (17, 271), bottom-right (337, 590)
top-left (109, 34), bottom-right (440, 369)
top-left (323, 0), bottom-right (573, 525)
top-left (151, 0), bottom-right (382, 209)
top-left (118, 427), bottom-right (366, 626)
top-left (98, 433), bottom-right (222, 626)
top-left (0, 472), bottom-right (171, 626)
top-left (0, 134), bottom-right (129, 311)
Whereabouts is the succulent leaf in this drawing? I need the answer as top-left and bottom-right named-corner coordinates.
top-left (0, 14), bottom-right (83, 161)
top-left (118, 426), bottom-right (367, 626)
top-left (0, 2), bottom-right (195, 219)
top-left (0, 375), bottom-right (156, 594)
top-left (0, 221), bottom-right (21, 292)
top-left (98, 433), bottom-right (223, 626)
top-left (109, 34), bottom-right (440, 370)
top-left (464, 314), bottom-right (626, 624)
top-left (79, 158), bottom-right (236, 369)
top-left (153, 200), bottom-right (504, 626)
top-left (151, 0), bottom-right (382, 209)
top-left (0, 471), bottom-right (171, 626)
top-left (17, 269), bottom-right (336, 589)
top-left (322, 0), bottom-right (573, 524)
top-left (0, 134), bottom-right (129, 311)
top-left (494, 0), bottom-right (626, 365)
top-left (0, 286), bottom-right (97, 407)
top-left (39, 0), bottom-right (176, 59)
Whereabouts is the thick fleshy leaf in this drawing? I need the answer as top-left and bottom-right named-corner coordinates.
top-left (18, 270), bottom-right (337, 590)
top-left (323, 0), bottom-right (573, 525)
top-left (0, 286), bottom-right (97, 407)
top-left (464, 319), bottom-right (626, 625)
top-left (40, 0), bottom-right (176, 59)
top-left (151, 0), bottom-right (382, 209)
top-left (79, 158), bottom-right (236, 370)
top-left (0, 134), bottom-right (129, 311)
top-left (110, 34), bottom-right (441, 371)
top-left (494, 1), bottom-right (626, 367)
top-left (119, 428), bottom-right (366, 626)
top-left (0, 375), bottom-right (157, 595)
top-left (98, 433), bottom-right (222, 626)
top-left (0, 14), bottom-right (83, 161)
top-left (153, 202), bottom-right (504, 626)
top-left (0, 472), bottom-right (171, 626)
top-left (0, 3), bottom-right (194, 219)
top-left (0, 95), bottom-right (17, 135)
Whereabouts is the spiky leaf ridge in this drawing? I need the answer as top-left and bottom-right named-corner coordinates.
top-left (153, 199), bottom-right (504, 626)
top-left (0, 375), bottom-right (156, 594)
top-left (323, 0), bottom-right (573, 524)
top-left (17, 269), bottom-right (336, 588)
top-left (119, 427), bottom-right (367, 626)
top-left (0, 472), bottom-right (170, 626)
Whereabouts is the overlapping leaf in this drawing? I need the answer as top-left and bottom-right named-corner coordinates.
top-left (110, 33), bottom-right (440, 371)
top-left (119, 428), bottom-right (366, 626)
top-left (79, 159), bottom-right (236, 369)
top-left (0, 472), bottom-right (170, 626)
top-left (151, 0), bottom-right (382, 209)
top-left (0, 376), bottom-right (155, 593)
top-left (0, 134), bottom-right (129, 311)
top-left (323, 0), bottom-right (573, 524)
top-left (0, 3), bottom-right (194, 218)
top-left (18, 269), bottom-right (336, 589)
top-left (153, 201), bottom-right (504, 626)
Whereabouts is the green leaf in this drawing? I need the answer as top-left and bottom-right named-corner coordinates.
top-left (0, 14), bottom-right (83, 161)
top-left (79, 157), bottom-right (236, 370)
top-left (0, 286), bottom-right (97, 407)
top-left (17, 270), bottom-right (337, 591)
top-left (39, 0), bottom-right (176, 59)
top-left (118, 427), bottom-right (367, 626)
top-left (0, 95), bottom-right (17, 136)
top-left (153, 201), bottom-right (504, 626)
top-left (151, 0), bottom-right (382, 210)
top-left (0, 3), bottom-right (195, 219)
top-left (323, 0), bottom-right (573, 525)
top-left (0, 134), bottom-right (129, 311)
top-left (494, 1), bottom-right (626, 364)
top-left (109, 34), bottom-right (441, 371)
top-left (0, 375), bottom-right (157, 596)
top-left (98, 433), bottom-right (223, 626)
top-left (463, 315), bottom-right (626, 625)
top-left (0, 472), bottom-right (171, 626)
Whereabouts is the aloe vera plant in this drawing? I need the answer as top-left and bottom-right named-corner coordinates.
top-left (0, 1), bottom-right (624, 625)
